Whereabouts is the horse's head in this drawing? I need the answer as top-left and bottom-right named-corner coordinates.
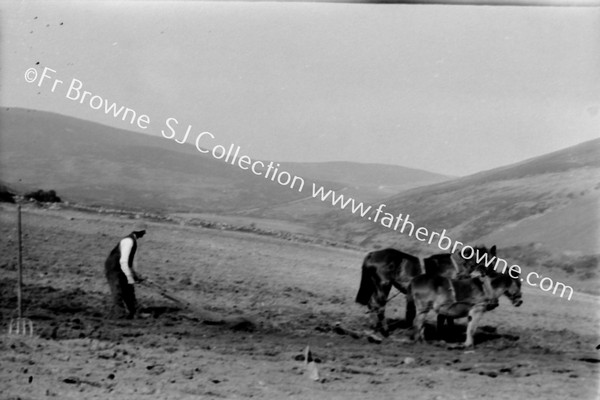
top-left (465, 245), bottom-right (523, 307)
top-left (491, 273), bottom-right (523, 307)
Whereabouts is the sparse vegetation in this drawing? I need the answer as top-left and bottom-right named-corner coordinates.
top-left (0, 185), bottom-right (15, 203)
top-left (24, 189), bottom-right (62, 203)
top-left (562, 265), bottom-right (575, 274)
top-left (579, 270), bottom-right (597, 280)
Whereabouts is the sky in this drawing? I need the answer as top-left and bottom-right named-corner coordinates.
top-left (1, 1), bottom-right (599, 176)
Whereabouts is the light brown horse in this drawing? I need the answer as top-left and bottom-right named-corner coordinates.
top-left (354, 248), bottom-right (474, 335)
top-left (408, 268), bottom-right (523, 347)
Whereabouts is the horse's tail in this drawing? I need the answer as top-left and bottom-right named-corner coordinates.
top-left (355, 255), bottom-right (375, 305)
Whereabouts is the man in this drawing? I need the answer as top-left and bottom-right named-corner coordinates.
top-left (104, 222), bottom-right (147, 319)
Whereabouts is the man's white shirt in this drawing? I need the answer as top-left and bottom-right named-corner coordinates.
top-left (119, 237), bottom-right (137, 284)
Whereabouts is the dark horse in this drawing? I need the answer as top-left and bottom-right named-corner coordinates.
top-left (355, 248), bottom-right (474, 336)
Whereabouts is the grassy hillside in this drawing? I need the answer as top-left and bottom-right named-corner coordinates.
top-left (0, 108), bottom-right (303, 212)
top-left (0, 108), bottom-right (448, 214)
top-left (312, 139), bottom-right (599, 263)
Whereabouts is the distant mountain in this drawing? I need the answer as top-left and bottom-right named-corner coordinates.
top-left (0, 107), bottom-right (448, 214)
top-left (0, 108), bottom-right (302, 212)
top-left (319, 137), bottom-right (600, 257)
top-left (281, 161), bottom-right (451, 202)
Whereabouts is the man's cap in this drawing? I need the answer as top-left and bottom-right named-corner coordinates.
top-left (133, 222), bottom-right (147, 232)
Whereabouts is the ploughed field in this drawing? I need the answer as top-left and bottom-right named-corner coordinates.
top-left (0, 204), bottom-right (598, 399)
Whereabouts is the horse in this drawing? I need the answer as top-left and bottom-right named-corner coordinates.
top-left (354, 248), bottom-right (474, 336)
top-left (408, 266), bottom-right (523, 347)
top-left (435, 245), bottom-right (498, 331)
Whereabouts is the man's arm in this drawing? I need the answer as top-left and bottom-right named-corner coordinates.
top-left (119, 238), bottom-right (136, 284)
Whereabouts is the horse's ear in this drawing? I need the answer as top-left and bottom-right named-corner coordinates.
top-left (490, 245), bottom-right (497, 257)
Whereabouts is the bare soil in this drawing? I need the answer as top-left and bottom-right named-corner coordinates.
top-left (0, 204), bottom-right (598, 399)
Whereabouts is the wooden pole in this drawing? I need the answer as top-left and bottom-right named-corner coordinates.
top-left (17, 205), bottom-right (22, 319)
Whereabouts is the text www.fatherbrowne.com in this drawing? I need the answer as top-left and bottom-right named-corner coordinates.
top-left (311, 184), bottom-right (574, 301)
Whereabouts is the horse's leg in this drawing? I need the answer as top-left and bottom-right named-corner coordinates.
top-left (412, 309), bottom-right (429, 342)
top-left (405, 298), bottom-right (416, 326)
top-left (464, 305), bottom-right (485, 348)
top-left (369, 281), bottom-right (391, 336)
top-left (436, 301), bottom-right (457, 340)
top-left (446, 317), bottom-right (455, 339)
top-left (436, 298), bottom-right (468, 343)
top-left (436, 314), bottom-right (446, 339)
top-left (391, 281), bottom-right (413, 327)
